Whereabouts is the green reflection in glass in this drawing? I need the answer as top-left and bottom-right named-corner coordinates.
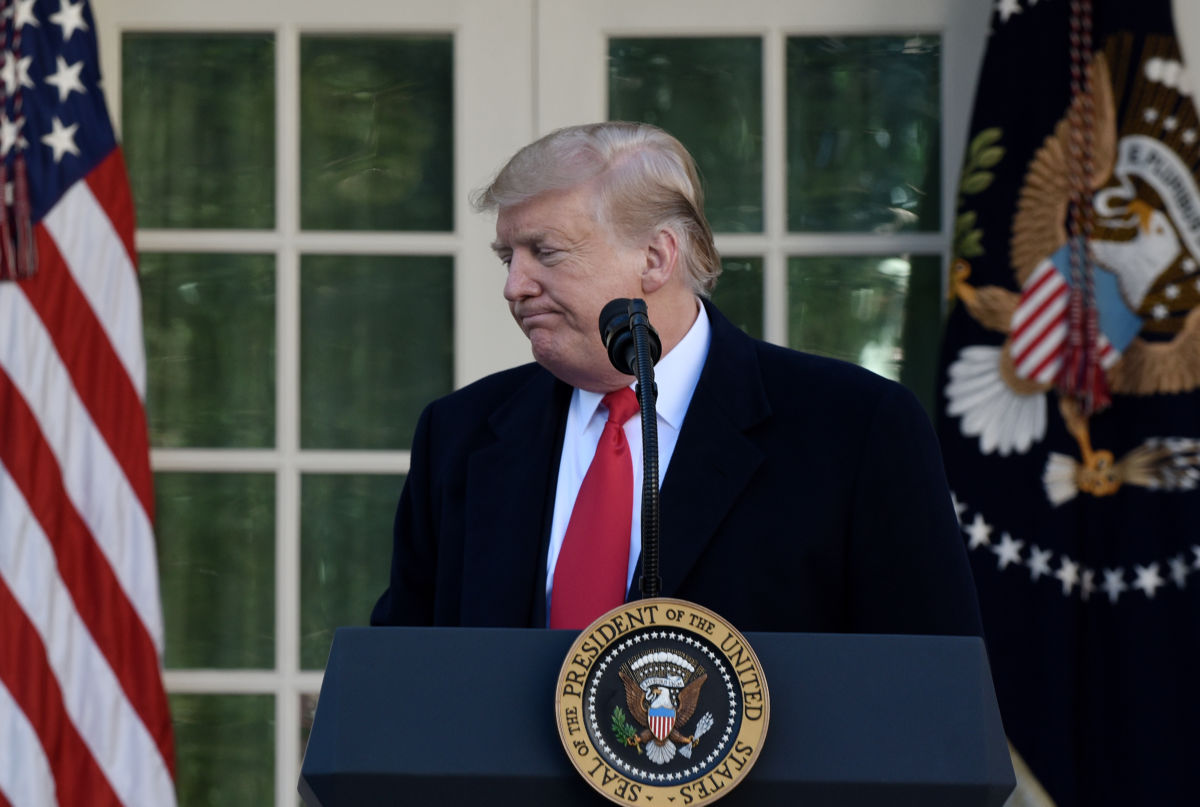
top-left (157, 473), bottom-right (275, 669)
top-left (300, 255), bottom-right (453, 449)
top-left (141, 253), bottom-right (275, 448)
top-left (301, 36), bottom-right (453, 231)
top-left (300, 473), bottom-right (402, 669)
top-left (172, 694), bottom-right (273, 807)
top-left (787, 36), bottom-right (940, 233)
top-left (609, 38), bottom-right (763, 233)
top-left (711, 256), bottom-right (763, 338)
top-left (123, 34), bottom-right (274, 229)
top-left (788, 255), bottom-right (941, 414)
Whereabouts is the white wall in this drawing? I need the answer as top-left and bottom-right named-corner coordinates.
top-left (1175, 0), bottom-right (1200, 67)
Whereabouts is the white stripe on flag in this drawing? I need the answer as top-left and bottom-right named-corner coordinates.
top-left (0, 284), bottom-right (164, 651)
top-left (0, 679), bottom-right (58, 807)
top-left (1015, 321), bottom-right (1066, 382)
top-left (43, 182), bottom-right (146, 399)
top-left (1010, 289), bottom-right (1067, 359)
top-left (1009, 261), bottom-right (1060, 327)
top-left (0, 465), bottom-right (176, 807)
top-left (1100, 339), bottom-right (1119, 369)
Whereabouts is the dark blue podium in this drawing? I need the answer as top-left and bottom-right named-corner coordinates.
top-left (299, 627), bottom-right (1014, 806)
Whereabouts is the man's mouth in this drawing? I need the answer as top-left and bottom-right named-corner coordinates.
top-left (517, 309), bottom-right (559, 329)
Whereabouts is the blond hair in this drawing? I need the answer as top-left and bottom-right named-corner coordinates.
top-left (472, 122), bottom-right (722, 296)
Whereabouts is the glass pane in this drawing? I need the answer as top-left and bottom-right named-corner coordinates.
top-left (787, 36), bottom-right (940, 232)
top-left (300, 473), bottom-right (403, 669)
top-left (710, 256), bottom-right (763, 339)
top-left (787, 255), bottom-right (942, 414)
top-left (300, 692), bottom-right (319, 763)
top-left (157, 473), bottom-right (275, 669)
top-left (172, 694), bottom-right (273, 806)
top-left (141, 253), bottom-right (275, 448)
top-left (300, 36), bottom-right (454, 231)
top-left (123, 34), bottom-right (274, 229)
top-left (609, 38), bottom-right (763, 232)
top-left (300, 255), bottom-right (453, 449)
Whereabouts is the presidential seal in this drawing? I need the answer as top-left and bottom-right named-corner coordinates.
top-left (555, 598), bottom-right (769, 804)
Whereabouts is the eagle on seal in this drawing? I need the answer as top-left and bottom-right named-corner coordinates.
top-left (618, 665), bottom-right (707, 765)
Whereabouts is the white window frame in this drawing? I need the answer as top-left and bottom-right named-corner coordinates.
top-left (538, 0), bottom-right (990, 346)
top-left (97, 2), bottom-right (533, 804)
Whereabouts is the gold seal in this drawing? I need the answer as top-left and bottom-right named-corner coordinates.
top-left (555, 598), bottom-right (769, 804)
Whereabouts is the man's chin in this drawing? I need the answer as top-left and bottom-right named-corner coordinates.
top-left (531, 351), bottom-right (626, 392)
top-left (527, 344), bottom-right (580, 384)
top-left (529, 344), bottom-right (568, 377)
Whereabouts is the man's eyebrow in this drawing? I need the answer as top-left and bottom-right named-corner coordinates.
top-left (491, 231), bottom-right (549, 253)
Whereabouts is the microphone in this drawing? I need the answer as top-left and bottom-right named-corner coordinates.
top-left (599, 299), bottom-right (662, 376)
top-left (597, 298), bottom-right (662, 599)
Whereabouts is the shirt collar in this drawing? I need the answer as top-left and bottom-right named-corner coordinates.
top-left (572, 300), bottom-right (711, 429)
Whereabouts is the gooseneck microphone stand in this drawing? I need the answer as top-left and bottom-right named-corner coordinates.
top-left (599, 298), bottom-right (663, 599)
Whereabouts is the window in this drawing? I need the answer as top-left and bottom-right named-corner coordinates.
top-left (541, 0), bottom-right (983, 413)
top-left (98, 0), bottom-right (988, 802)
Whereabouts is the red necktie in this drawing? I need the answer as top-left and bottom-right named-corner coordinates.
top-left (550, 388), bottom-right (640, 629)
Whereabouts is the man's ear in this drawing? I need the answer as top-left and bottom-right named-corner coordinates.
top-left (641, 227), bottom-right (680, 294)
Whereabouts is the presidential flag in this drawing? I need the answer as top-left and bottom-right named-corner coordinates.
top-left (0, 0), bottom-right (177, 805)
top-left (939, 1), bottom-right (1200, 805)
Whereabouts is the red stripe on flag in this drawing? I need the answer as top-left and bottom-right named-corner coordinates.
top-left (0, 786), bottom-right (11, 807)
top-left (1019, 261), bottom-right (1058, 300)
top-left (0, 578), bottom-right (124, 807)
top-left (1011, 285), bottom-right (1066, 351)
top-left (1027, 344), bottom-right (1064, 382)
top-left (85, 149), bottom-right (139, 271)
top-left (19, 227), bottom-right (155, 520)
top-left (1011, 287), bottom-right (1065, 345)
top-left (1013, 310), bottom-right (1066, 369)
top-left (0, 372), bottom-right (175, 777)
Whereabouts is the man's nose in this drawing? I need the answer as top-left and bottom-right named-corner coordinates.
top-left (503, 252), bottom-right (540, 301)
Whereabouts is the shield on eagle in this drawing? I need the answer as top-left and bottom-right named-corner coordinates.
top-left (647, 703), bottom-right (675, 742)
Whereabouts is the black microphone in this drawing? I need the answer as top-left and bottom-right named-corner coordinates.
top-left (599, 299), bottom-right (662, 376)
top-left (597, 298), bottom-right (662, 599)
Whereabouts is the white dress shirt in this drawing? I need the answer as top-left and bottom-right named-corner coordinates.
top-left (545, 303), bottom-right (711, 612)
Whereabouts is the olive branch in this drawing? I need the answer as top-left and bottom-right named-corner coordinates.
top-left (612, 706), bottom-right (640, 751)
top-left (954, 127), bottom-right (1005, 260)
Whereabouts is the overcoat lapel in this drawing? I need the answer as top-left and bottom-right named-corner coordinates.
top-left (648, 304), bottom-right (772, 598)
top-left (456, 304), bottom-right (767, 618)
top-left (460, 369), bottom-right (570, 626)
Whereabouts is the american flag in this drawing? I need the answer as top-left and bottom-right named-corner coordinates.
top-left (0, 0), bottom-right (176, 805)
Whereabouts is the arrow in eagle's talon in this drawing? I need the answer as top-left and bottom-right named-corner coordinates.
top-left (692, 712), bottom-right (714, 745)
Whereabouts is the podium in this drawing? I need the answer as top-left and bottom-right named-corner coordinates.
top-left (299, 627), bottom-right (1014, 806)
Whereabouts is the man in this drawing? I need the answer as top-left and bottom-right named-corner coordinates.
top-left (371, 122), bottom-right (982, 636)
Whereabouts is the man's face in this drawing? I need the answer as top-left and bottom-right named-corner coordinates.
top-left (494, 183), bottom-right (646, 391)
